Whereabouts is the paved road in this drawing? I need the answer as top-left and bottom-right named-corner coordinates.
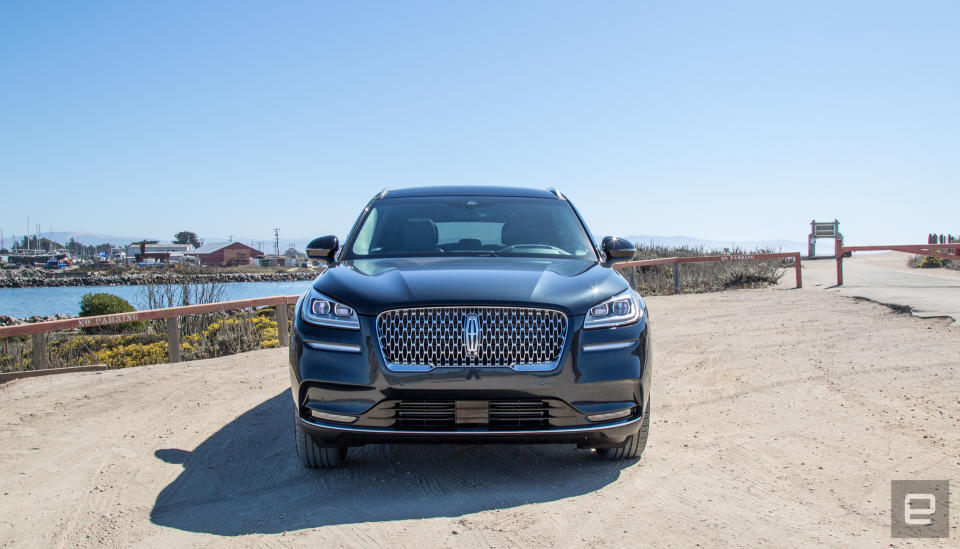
top-left (801, 252), bottom-right (960, 322)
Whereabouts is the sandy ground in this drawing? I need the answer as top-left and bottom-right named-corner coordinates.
top-left (1, 272), bottom-right (959, 547)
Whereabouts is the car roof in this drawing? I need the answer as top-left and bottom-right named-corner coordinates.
top-left (379, 186), bottom-right (560, 199)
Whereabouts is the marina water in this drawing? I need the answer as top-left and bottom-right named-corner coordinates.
top-left (0, 280), bottom-right (315, 318)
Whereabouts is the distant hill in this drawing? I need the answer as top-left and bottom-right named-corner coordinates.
top-left (0, 231), bottom-right (315, 255)
top-left (624, 235), bottom-right (807, 254)
top-left (43, 232), bottom-right (157, 247)
top-left (0, 231), bottom-right (156, 249)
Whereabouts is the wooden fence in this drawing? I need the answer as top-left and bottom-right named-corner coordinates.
top-left (0, 295), bottom-right (301, 374)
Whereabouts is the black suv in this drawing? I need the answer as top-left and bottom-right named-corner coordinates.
top-left (289, 187), bottom-right (651, 467)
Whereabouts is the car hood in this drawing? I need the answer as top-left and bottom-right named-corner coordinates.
top-left (312, 257), bottom-right (629, 316)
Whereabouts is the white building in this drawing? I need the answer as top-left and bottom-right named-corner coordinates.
top-left (125, 243), bottom-right (194, 257)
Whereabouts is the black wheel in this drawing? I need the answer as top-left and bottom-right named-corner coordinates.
top-left (294, 412), bottom-right (347, 468)
top-left (597, 400), bottom-right (650, 460)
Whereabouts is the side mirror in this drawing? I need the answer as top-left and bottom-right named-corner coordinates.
top-left (601, 236), bottom-right (636, 265)
top-left (306, 235), bottom-right (339, 263)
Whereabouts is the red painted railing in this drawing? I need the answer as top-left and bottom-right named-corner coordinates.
top-left (834, 241), bottom-right (960, 286)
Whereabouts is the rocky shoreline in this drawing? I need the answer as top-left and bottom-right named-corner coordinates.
top-left (0, 269), bottom-right (319, 289)
top-left (0, 313), bottom-right (75, 327)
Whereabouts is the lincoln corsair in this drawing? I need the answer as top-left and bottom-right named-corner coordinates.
top-left (289, 186), bottom-right (650, 467)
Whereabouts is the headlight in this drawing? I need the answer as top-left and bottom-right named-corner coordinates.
top-left (301, 289), bottom-right (360, 330)
top-left (584, 289), bottom-right (643, 329)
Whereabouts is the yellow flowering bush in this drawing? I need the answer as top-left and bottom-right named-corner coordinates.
top-left (253, 315), bottom-right (280, 348)
top-left (40, 333), bottom-right (166, 369)
top-left (181, 333), bottom-right (201, 357)
top-left (98, 341), bottom-right (169, 369)
top-left (179, 313), bottom-right (280, 359)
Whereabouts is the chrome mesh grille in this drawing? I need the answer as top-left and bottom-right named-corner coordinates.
top-left (376, 306), bottom-right (567, 368)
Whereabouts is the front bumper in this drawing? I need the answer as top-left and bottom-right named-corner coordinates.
top-left (297, 412), bottom-right (645, 447)
top-left (289, 299), bottom-right (651, 448)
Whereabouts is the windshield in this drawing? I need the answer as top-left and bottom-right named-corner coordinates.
top-left (344, 196), bottom-right (598, 260)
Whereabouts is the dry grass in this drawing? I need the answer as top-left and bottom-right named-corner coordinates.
top-left (623, 244), bottom-right (788, 295)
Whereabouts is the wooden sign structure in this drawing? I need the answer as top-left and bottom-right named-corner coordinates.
top-left (808, 220), bottom-right (842, 257)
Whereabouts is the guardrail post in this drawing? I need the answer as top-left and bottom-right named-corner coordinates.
top-left (835, 238), bottom-right (843, 286)
top-left (673, 263), bottom-right (681, 294)
top-left (167, 316), bottom-right (181, 363)
top-left (794, 254), bottom-right (802, 288)
top-left (277, 304), bottom-right (290, 347)
top-left (629, 268), bottom-right (637, 290)
top-left (32, 333), bottom-right (48, 370)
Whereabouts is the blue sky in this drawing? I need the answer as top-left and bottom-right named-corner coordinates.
top-left (1, 1), bottom-right (958, 247)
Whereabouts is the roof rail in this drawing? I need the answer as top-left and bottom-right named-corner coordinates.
top-left (376, 188), bottom-right (390, 199)
top-left (546, 188), bottom-right (566, 200)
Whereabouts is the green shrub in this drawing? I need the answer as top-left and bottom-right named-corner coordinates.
top-left (919, 256), bottom-right (943, 268)
top-left (79, 293), bottom-right (144, 334)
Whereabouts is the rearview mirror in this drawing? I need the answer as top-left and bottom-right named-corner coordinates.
top-left (601, 236), bottom-right (636, 265)
top-left (306, 235), bottom-right (339, 264)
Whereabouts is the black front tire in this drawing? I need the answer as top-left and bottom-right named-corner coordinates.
top-left (295, 413), bottom-right (347, 468)
top-left (597, 401), bottom-right (650, 460)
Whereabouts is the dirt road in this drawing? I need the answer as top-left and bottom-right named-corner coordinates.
top-left (805, 251), bottom-right (960, 323)
top-left (1, 280), bottom-right (958, 547)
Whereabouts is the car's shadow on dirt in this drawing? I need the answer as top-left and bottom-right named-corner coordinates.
top-left (150, 391), bottom-right (635, 535)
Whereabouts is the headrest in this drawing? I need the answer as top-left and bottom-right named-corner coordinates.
top-left (400, 218), bottom-right (438, 251)
top-left (501, 218), bottom-right (542, 246)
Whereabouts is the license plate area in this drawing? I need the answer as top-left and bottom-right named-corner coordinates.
top-left (455, 400), bottom-right (489, 427)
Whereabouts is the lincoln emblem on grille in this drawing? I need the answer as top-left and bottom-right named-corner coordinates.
top-left (463, 314), bottom-right (480, 356)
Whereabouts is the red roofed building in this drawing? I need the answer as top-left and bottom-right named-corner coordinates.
top-left (187, 242), bottom-right (264, 266)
